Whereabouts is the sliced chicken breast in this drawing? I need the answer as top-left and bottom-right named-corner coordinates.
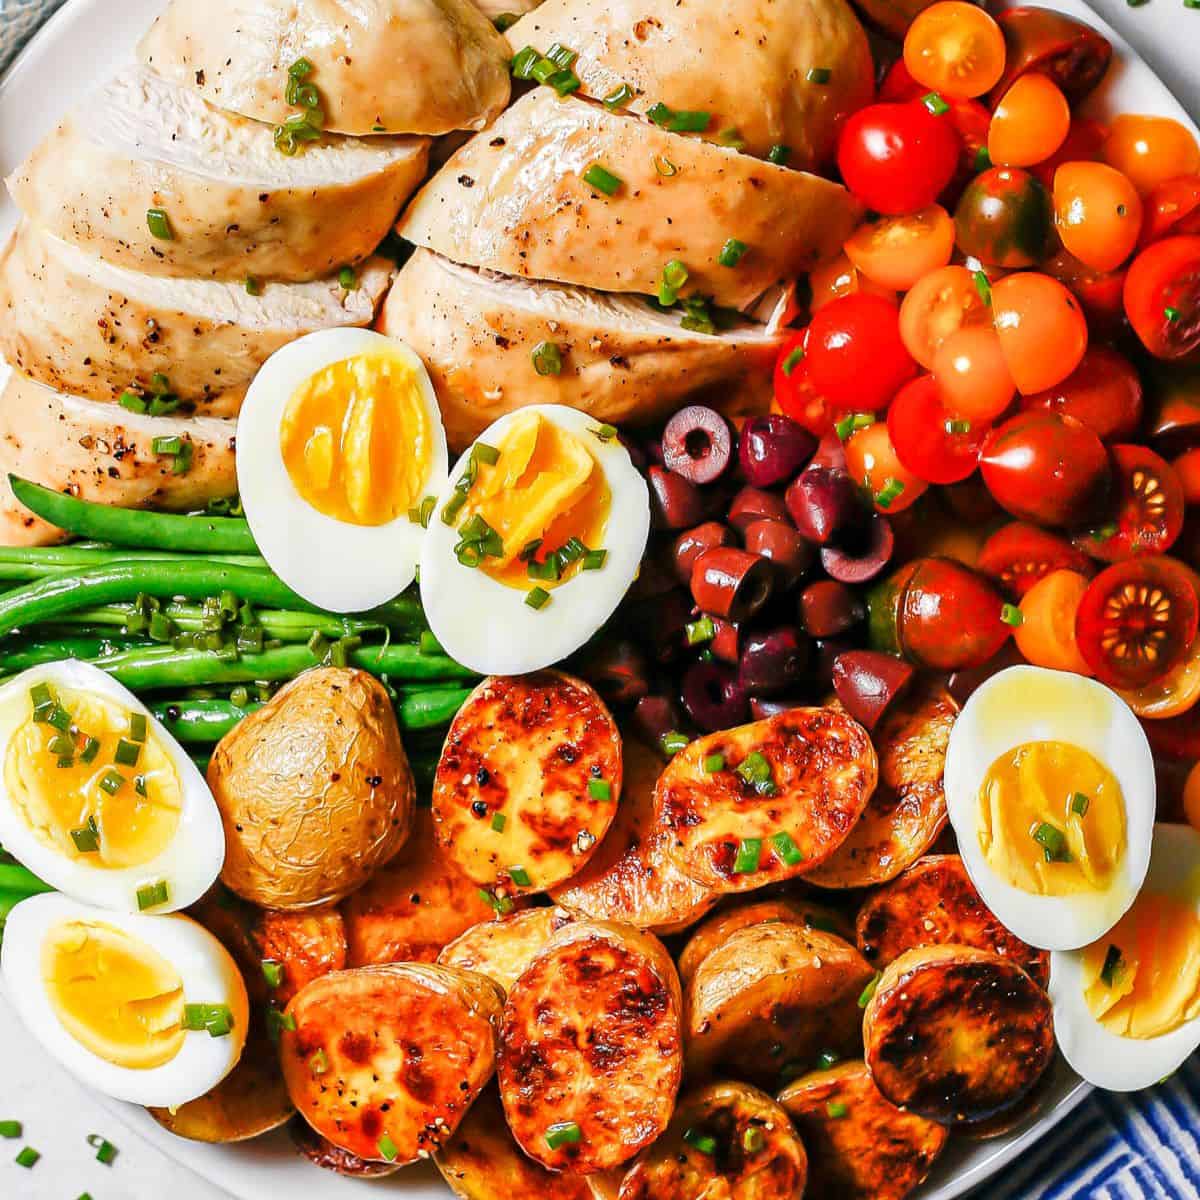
top-left (0, 221), bottom-right (393, 414)
top-left (138, 0), bottom-right (511, 137)
top-left (379, 249), bottom-right (783, 448)
top-left (507, 0), bottom-right (874, 167)
top-left (0, 371), bottom-right (237, 546)
top-left (8, 68), bottom-right (428, 283)
top-left (398, 90), bottom-right (861, 311)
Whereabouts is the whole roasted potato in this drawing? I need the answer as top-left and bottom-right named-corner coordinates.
top-left (207, 669), bottom-right (414, 909)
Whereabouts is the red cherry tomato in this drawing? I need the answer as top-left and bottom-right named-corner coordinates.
top-left (879, 59), bottom-right (923, 103)
top-left (1140, 176), bottom-right (1200, 248)
top-left (836, 100), bottom-right (962, 216)
top-left (1043, 248), bottom-right (1128, 334)
top-left (1076, 444), bottom-right (1184, 562)
top-left (843, 421), bottom-right (929, 513)
top-left (977, 522), bottom-right (1094, 597)
top-left (1123, 235), bottom-right (1200, 361)
top-left (805, 294), bottom-right (917, 412)
top-left (1173, 447), bottom-right (1200, 505)
top-left (898, 556), bottom-right (1012, 670)
top-left (772, 331), bottom-right (836, 436)
top-left (887, 375), bottom-right (986, 485)
top-left (1018, 345), bottom-right (1143, 441)
top-left (1075, 556), bottom-right (1200, 688)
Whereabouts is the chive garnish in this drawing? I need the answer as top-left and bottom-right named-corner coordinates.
top-left (1071, 792), bottom-right (1090, 816)
top-left (661, 731), bottom-right (690, 756)
top-left (478, 888), bottom-right (515, 915)
top-left (875, 478), bottom-right (906, 509)
top-left (835, 412), bottom-right (874, 440)
top-left (15, 1146), bottom-right (39, 1168)
top-left (718, 238), bottom-right (748, 268)
top-left (736, 751), bottom-right (776, 796)
top-left (653, 155), bottom-right (678, 177)
top-left (70, 817), bottom-right (101, 854)
top-left (702, 752), bottom-right (725, 774)
top-left (136, 879), bottom-right (169, 910)
top-left (511, 46), bottom-right (540, 79)
top-left (262, 960), bottom-right (285, 989)
top-left (508, 865), bottom-right (531, 887)
top-left (686, 615), bottom-right (716, 645)
top-left (593, 423), bottom-right (618, 441)
top-left (781, 346), bottom-right (804, 376)
top-left (582, 163), bottom-right (623, 195)
top-left (1166, 306), bottom-right (1182, 322)
top-left (922, 91), bottom-right (950, 115)
top-left (826, 1101), bottom-right (849, 1119)
top-left (583, 549), bottom-right (607, 570)
top-left (974, 145), bottom-right (992, 170)
top-left (338, 265), bottom-right (358, 290)
top-left (806, 67), bottom-right (832, 84)
top-left (310, 1048), bottom-right (329, 1075)
top-left (378, 1133), bottom-right (399, 1162)
top-left (546, 42), bottom-right (577, 68)
top-left (718, 127), bottom-right (746, 149)
top-left (588, 779), bottom-right (612, 801)
top-left (733, 837), bottom-right (763, 874)
top-left (532, 340), bottom-right (563, 376)
top-left (816, 1049), bottom-right (841, 1069)
top-left (1100, 943), bottom-right (1125, 987)
top-left (491, 813), bottom-right (507, 832)
top-left (245, 276), bottom-right (262, 296)
top-left (647, 101), bottom-right (672, 126)
top-left (87, 1134), bottom-right (117, 1165)
top-left (771, 830), bottom-right (804, 866)
top-left (0, 1121), bottom-right (21, 1138)
top-left (603, 83), bottom-right (635, 109)
top-left (767, 144), bottom-right (791, 165)
top-left (129, 712), bottom-right (148, 743)
top-left (667, 109), bottom-right (710, 133)
top-left (98, 768), bottom-right (126, 795)
top-left (683, 1127), bottom-right (717, 1154)
top-left (114, 738), bottom-right (141, 767)
top-left (79, 736), bottom-right (100, 765)
top-left (1032, 822), bottom-right (1070, 863)
top-left (973, 269), bottom-right (993, 305)
top-left (858, 972), bottom-right (882, 1008)
top-left (265, 1007), bottom-right (296, 1042)
top-left (146, 208), bottom-right (173, 240)
top-left (658, 259), bottom-right (689, 306)
top-left (545, 1121), bottom-right (582, 1150)
top-left (1000, 603), bottom-right (1023, 627)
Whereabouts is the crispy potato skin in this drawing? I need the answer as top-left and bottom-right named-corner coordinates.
top-left (806, 686), bottom-right (956, 888)
top-left (434, 672), bottom-right (622, 892)
top-left (208, 669), bottom-right (414, 908)
top-left (856, 854), bottom-right (1049, 986)
top-left (685, 921), bottom-right (874, 1087)
top-left (863, 945), bottom-right (1055, 1124)
top-left (777, 1061), bottom-right (948, 1200)
top-left (288, 1117), bottom-right (402, 1178)
top-left (619, 1081), bottom-right (807, 1200)
top-left (438, 907), bottom-right (573, 994)
top-left (498, 919), bottom-right (683, 1173)
top-left (656, 708), bottom-right (877, 892)
top-left (281, 963), bottom-right (503, 1163)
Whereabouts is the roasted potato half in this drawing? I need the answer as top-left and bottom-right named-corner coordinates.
top-left (498, 919), bottom-right (683, 1174)
top-left (856, 854), bottom-right (1049, 986)
top-left (288, 1117), bottom-right (401, 1178)
top-left (208, 668), bottom-right (414, 908)
top-left (806, 686), bottom-right (957, 889)
top-left (656, 708), bottom-right (876, 893)
top-left (686, 920), bottom-right (874, 1088)
top-left (777, 1060), bottom-right (948, 1200)
top-left (438, 906), bottom-right (572, 993)
top-left (619, 1081), bottom-right (807, 1200)
top-left (862, 945), bottom-right (1055, 1125)
top-left (280, 962), bottom-right (503, 1163)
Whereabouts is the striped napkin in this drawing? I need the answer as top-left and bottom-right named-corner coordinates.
top-left (0, 0), bottom-right (66, 73)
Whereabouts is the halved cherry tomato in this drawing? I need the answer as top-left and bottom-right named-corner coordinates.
top-left (990, 272), bottom-right (1089, 393)
top-left (1140, 175), bottom-right (1200, 248)
top-left (932, 323), bottom-right (1015, 423)
top-left (1075, 555), bottom-right (1200, 688)
top-left (1076, 444), bottom-right (1184, 563)
top-left (773, 330), bottom-right (835, 436)
top-left (888, 375), bottom-right (985, 484)
top-left (1118, 634), bottom-right (1200, 719)
top-left (988, 75), bottom-right (1070, 169)
top-left (1102, 115), bottom-right (1200, 196)
top-left (990, 7), bottom-right (1113, 107)
top-left (1014, 569), bottom-right (1092, 674)
top-left (1123, 236), bottom-right (1200, 361)
top-left (809, 252), bottom-right (896, 311)
top-left (1019, 345), bottom-right (1142, 441)
top-left (977, 521), bottom-right (1093, 596)
top-left (903, 2), bottom-right (1006, 100)
top-left (1053, 162), bottom-right (1143, 273)
top-left (843, 420), bottom-right (929, 513)
top-left (898, 264), bottom-right (989, 368)
top-left (954, 166), bottom-right (1052, 268)
top-left (1042, 248), bottom-right (1128, 333)
top-left (1173, 447), bottom-right (1200, 505)
top-left (805, 294), bottom-right (917, 411)
top-left (1030, 117), bottom-right (1111, 190)
top-left (844, 206), bottom-right (956, 291)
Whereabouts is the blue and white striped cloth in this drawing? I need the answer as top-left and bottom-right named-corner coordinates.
top-left (0, 0), bottom-right (66, 72)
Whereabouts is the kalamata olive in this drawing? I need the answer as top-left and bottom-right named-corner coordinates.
top-left (739, 627), bottom-right (811, 696)
top-left (821, 515), bottom-right (894, 585)
top-left (629, 550), bottom-right (678, 600)
top-left (811, 429), bottom-right (848, 472)
top-left (681, 661), bottom-right (750, 732)
top-left (691, 547), bottom-right (775, 623)
top-left (663, 405), bottom-right (733, 485)
top-left (800, 580), bottom-right (866, 638)
top-left (743, 519), bottom-right (815, 590)
top-left (738, 415), bottom-right (817, 488)
top-left (710, 617), bottom-right (742, 664)
top-left (644, 438), bottom-right (665, 466)
top-left (672, 521), bottom-right (736, 585)
top-left (574, 636), bottom-right (649, 706)
top-left (617, 431), bottom-right (648, 471)
top-left (729, 486), bottom-right (791, 532)
top-left (750, 696), bottom-right (805, 720)
top-left (832, 650), bottom-right (916, 731)
top-left (785, 467), bottom-right (861, 546)
top-left (632, 693), bottom-right (689, 753)
top-left (629, 588), bottom-right (692, 663)
top-left (648, 465), bottom-right (708, 530)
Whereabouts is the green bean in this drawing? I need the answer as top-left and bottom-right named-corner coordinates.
top-left (0, 546), bottom-right (267, 583)
top-left (0, 863), bottom-right (53, 896)
top-left (397, 687), bottom-right (472, 731)
top-left (151, 699), bottom-right (263, 744)
top-left (0, 636), bottom-right (141, 672)
top-left (9, 476), bottom-right (257, 554)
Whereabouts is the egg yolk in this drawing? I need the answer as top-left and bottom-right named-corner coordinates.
top-left (1081, 891), bottom-right (1200, 1039)
top-left (462, 411), bottom-right (610, 589)
top-left (8, 686), bottom-right (182, 870)
top-left (43, 918), bottom-right (185, 1069)
top-left (977, 740), bottom-right (1125, 896)
top-left (279, 351), bottom-right (432, 526)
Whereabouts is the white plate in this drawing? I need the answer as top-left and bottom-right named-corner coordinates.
top-left (0, 0), bottom-right (1196, 1197)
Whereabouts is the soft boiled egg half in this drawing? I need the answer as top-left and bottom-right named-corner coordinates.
top-left (944, 665), bottom-right (1154, 951)
top-left (237, 328), bottom-right (449, 612)
top-left (420, 405), bottom-right (650, 675)
top-left (1, 892), bottom-right (248, 1106)
top-left (0, 661), bottom-right (224, 913)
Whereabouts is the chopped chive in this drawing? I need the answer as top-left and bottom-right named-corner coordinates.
top-left (288, 57), bottom-right (313, 80)
top-left (310, 1048), bottom-right (329, 1075)
top-left (262, 960), bottom-right (285, 989)
top-left (1166, 306), bottom-right (1182, 322)
top-left (378, 1133), bottom-right (399, 1162)
top-left (718, 238), bottom-right (748, 268)
top-left (136, 879), bottom-right (169, 910)
top-left (265, 1007), bottom-right (296, 1042)
top-left (473, 441), bottom-right (500, 467)
top-left (87, 1134), bottom-right (117, 1165)
top-left (98, 768), bottom-right (126, 795)
top-left (718, 126), bottom-right (746, 149)
top-left (548, 69), bottom-right (581, 96)
top-left (134, 774), bottom-right (148, 797)
top-left (47, 732), bottom-right (74, 757)
top-left (70, 818), bottom-right (101, 854)
top-left (545, 1121), bottom-right (583, 1150)
top-left (530, 56), bottom-right (558, 83)
top-left (129, 712), bottom-right (148, 743)
top-left (582, 163), bottom-right (623, 195)
top-left (1000, 603), bottom-right (1024, 627)
top-left (588, 779), bottom-right (612, 802)
top-left (858, 972), bottom-right (882, 1008)
top-left (583, 549), bottom-right (607, 570)
top-left (683, 1127), bottom-right (717, 1154)
top-left (508, 865), bottom-right (531, 887)
top-left (603, 83), bottom-right (635, 109)
top-left (146, 208), bottom-right (173, 240)
top-left (816, 1049), bottom-right (841, 1070)
top-left (686, 615), bottom-right (716, 645)
top-left (736, 751), bottom-right (775, 793)
top-left (782, 346), bottom-right (804, 376)
top-left (532, 340), bottom-right (563, 376)
top-left (478, 888), bottom-right (515, 915)
top-left (0, 1121), bottom-right (21, 1138)
top-left (702, 752), bottom-right (725, 774)
top-left (661, 731), bottom-right (690, 756)
top-left (15, 1146), bottom-right (39, 1168)
top-left (1032, 822), bottom-right (1070, 863)
top-left (119, 390), bottom-right (148, 414)
top-left (593, 423), bottom-right (618, 441)
top-left (1071, 791), bottom-right (1090, 816)
top-left (546, 42), bottom-right (577, 68)
top-left (113, 738), bottom-right (141, 767)
top-left (79, 736), bottom-right (100, 765)
top-left (826, 1101), bottom-right (849, 1119)
top-left (658, 258), bottom-right (689, 306)
top-left (743, 1126), bottom-right (765, 1153)
top-left (525, 586), bottom-right (551, 610)
top-left (945, 418), bottom-right (972, 435)
top-left (974, 145), bottom-right (992, 170)
top-left (245, 276), bottom-right (262, 296)
top-left (511, 45), bottom-right (539, 78)
top-left (770, 830), bottom-right (804, 866)
top-left (1100, 943), bottom-right (1125, 986)
top-left (647, 101), bottom-right (673, 126)
top-left (922, 91), bottom-right (950, 115)
top-left (973, 269), bottom-right (992, 306)
top-left (733, 837), bottom-right (763, 874)
top-left (491, 812), bottom-right (507, 832)
top-left (806, 67), bottom-right (832, 84)
top-left (875, 478), bottom-right (906, 509)
top-left (667, 109), bottom-right (710, 133)
top-left (767, 144), bottom-right (791, 165)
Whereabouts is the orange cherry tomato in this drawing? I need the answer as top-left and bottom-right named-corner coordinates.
top-left (933, 323), bottom-right (1015, 423)
top-left (990, 272), bottom-right (1089, 393)
top-left (1118, 634), bottom-right (1200, 719)
top-left (1184, 760), bottom-right (1200, 832)
top-left (988, 74), bottom-right (1071, 168)
top-left (843, 420), bottom-right (929, 513)
top-left (1014, 568), bottom-right (1092, 675)
top-left (1173, 447), bottom-right (1200, 506)
top-left (1052, 161), bottom-right (1143, 273)
top-left (844, 206), bottom-right (956, 291)
top-left (903, 2), bottom-right (1006, 100)
top-left (809, 252), bottom-right (896, 312)
top-left (1139, 175), bottom-right (1200, 248)
top-left (1102, 114), bottom-right (1200, 196)
top-left (898, 264), bottom-right (989, 368)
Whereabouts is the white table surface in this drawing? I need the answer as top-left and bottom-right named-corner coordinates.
top-left (1, 0), bottom-right (1198, 1196)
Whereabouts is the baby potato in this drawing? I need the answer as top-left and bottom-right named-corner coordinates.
top-left (498, 919), bottom-right (683, 1174)
top-left (280, 962), bottom-right (503, 1163)
top-left (208, 668), bottom-right (414, 908)
top-left (438, 907), bottom-right (572, 994)
top-left (618, 1081), bottom-right (807, 1200)
top-left (288, 1117), bottom-right (401, 1178)
top-left (862, 945), bottom-right (1055, 1125)
top-left (777, 1061), bottom-right (949, 1200)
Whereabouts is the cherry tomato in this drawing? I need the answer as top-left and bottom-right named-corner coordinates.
top-left (989, 7), bottom-right (1113, 107)
top-left (1076, 444), bottom-right (1184, 563)
top-left (896, 556), bottom-right (1012, 669)
top-left (1052, 162), bottom-right (1143, 273)
top-left (837, 100), bottom-right (962, 216)
top-left (1014, 569), bottom-right (1092, 674)
top-left (977, 521), bottom-right (1094, 597)
top-left (1173, 447), bottom-right (1200, 505)
top-left (1119, 634), bottom-right (1200, 719)
top-left (773, 331), bottom-right (836, 436)
top-left (954, 166), bottom-right (1052, 268)
top-left (990, 272), bottom-right (1089, 393)
top-left (887, 375), bottom-right (985, 485)
top-left (979, 410), bottom-right (1110, 527)
top-left (844, 206), bottom-right (956, 291)
top-left (988, 75), bottom-right (1070, 169)
top-left (879, 58), bottom-right (924, 103)
top-left (805, 294), bottom-right (917, 412)
top-left (1123, 236), bottom-right (1200, 361)
top-left (1043, 247), bottom-right (1128, 334)
top-left (1018, 345), bottom-right (1142, 441)
top-left (843, 420), bottom-right (929, 514)
top-left (903, 2), bottom-right (1006, 100)
top-left (932, 324), bottom-right (1015, 424)
top-left (1140, 175), bottom-right (1200, 248)
top-left (809, 252), bottom-right (896, 312)
top-left (1030, 117), bottom-right (1111, 189)
top-left (1075, 556), bottom-right (1200, 688)
top-left (1102, 114), bottom-right (1200, 196)
top-left (898, 265), bottom-right (989, 369)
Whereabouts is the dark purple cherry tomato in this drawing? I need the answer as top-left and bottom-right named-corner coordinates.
top-left (989, 6), bottom-right (1113, 106)
top-left (953, 166), bottom-right (1052, 268)
top-left (1019, 345), bottom-right (1142, 442)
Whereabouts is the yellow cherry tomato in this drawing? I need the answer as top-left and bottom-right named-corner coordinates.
top-left (1015, 569), bottom-right (1092, 675)
top-left (988, 74), bottom-right (1071, 168)
top-left (1053, 161), bottom-right (1144, 273)
top-left (1102, 113), bottom-right (1200, 195)
top-left (903, 2), bottom-right (1007, 100)
top-left (844, 206), bottom-right (956, 291)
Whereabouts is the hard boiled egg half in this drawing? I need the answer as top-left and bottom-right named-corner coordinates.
top-left (1, 892), bottom-right (248, 1106)
top-left (0, 661), bottom-right (224, 913)
top-left (420, 405), bottom-right (650, 675)
top-left (237, 328), bottom-right (448, 612)
top-left (944, 665), bottom-right (1154, 951)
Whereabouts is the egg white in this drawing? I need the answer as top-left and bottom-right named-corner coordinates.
top-left (237, 327), bottom-right (449, 613)
top-left (943, 664), bottom-right (1154, 951)
top-left (419, 404), bottom-right (650, 676)
top-left (1, 892), bottom-right (249, 1106)
top-left (0, 661), bottom-right (224, 913)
